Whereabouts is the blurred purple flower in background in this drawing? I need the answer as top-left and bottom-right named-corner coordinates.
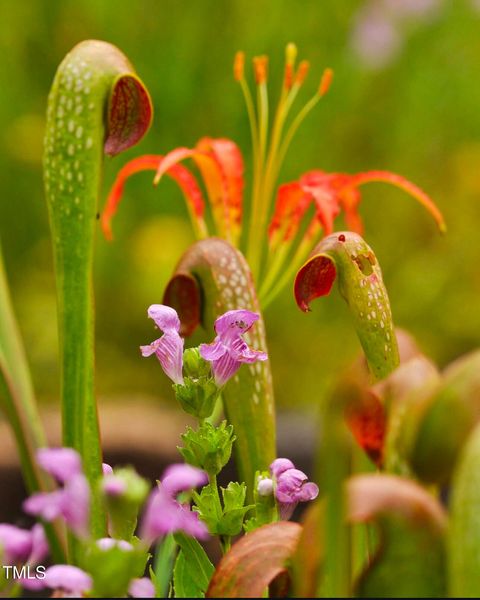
top-left (43, 565), bottom-right (93, 596)
top-left (351, 0), bottom-right (443, 70)
top-left (36, 447), bottom-right (82, 483)
top-left (23, 448), bottom-right (90, 538)
top-left (0, 523), bottom-right (48, 592)
top-left (129, 577), bottom-right (155, 598)
top-left (141, 463), bottom-right (208, 543)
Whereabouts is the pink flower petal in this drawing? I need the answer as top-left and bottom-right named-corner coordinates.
top-left (44, 565), bottom-right (92, 594)
top-left (129, 577), bottom-right (155, 598)
top-left (147, 304), bottom-right (181, 332)
top-left (162, 464), bottom-right (208, 497)
top-left (36, 447), bottom-right (82, 484)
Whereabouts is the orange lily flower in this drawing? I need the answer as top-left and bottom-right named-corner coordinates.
top-left (101, 44), bottom-right (445, 307)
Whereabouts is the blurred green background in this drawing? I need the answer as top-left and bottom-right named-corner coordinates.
top-left (1, 0), bottom-right (479, 415)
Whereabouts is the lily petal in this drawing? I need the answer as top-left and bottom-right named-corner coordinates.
top-left (348, 170), bottom-right (446, 233)
top-left (153, 139), bottom-right (244, 245)
top-left (101, 155), bottom-right (206, 241)
top-left (197, 137), bottom-right (244, 245)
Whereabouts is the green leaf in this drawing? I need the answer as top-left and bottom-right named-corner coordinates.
top-left (174, 532), bottom-right (214, 594)
top-left (401, 350), bottom-right (480, 485)
top-left (294, 231), bottom-right (399, 382)
top-left (349, 475), bottom-right (447, 598)
top-left (192, 484), bottom-right (219, 532)
top-left (222, 482), bottom-right (246, 512)
top-left (153, 533), bottom-right (177, 598)
top-left (207, 522), bottom-right (302, 598)
top-left (174, 551), bottom-right (205, 598)
top-left (449, 422), bottom-right (480, 596)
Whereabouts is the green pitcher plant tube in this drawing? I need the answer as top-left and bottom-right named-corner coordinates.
top-left (44, 40), bottom-right (152, 535)
top-left (295, 231), bottom-right (400, 382)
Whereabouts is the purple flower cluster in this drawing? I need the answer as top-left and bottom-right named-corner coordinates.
top-left (141, 305), bottom-right (267, 387)
top-left (2, 446), bottom-right (210, 596)
top-left (0, 522), bottom-right (47, 566)
top-left (23, 447), bottom-right (90, 538)
top-left (260, 458), bottom-right (319, 520)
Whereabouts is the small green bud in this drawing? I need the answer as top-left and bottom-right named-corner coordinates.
top-left (183, 347), bottom-right (212, 379)
top-left (178, 421), bottom-right (235, 476)
top-left (101, 467), bottom-right (149, 541)
top-left (244, 470), bottom-right (277, 532)
top-left (174, 376), bottom-right (220, 419)
top-left (83, 538), bottom-right (148, 598)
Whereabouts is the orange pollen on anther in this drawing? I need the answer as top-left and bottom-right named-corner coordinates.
top-left (294, 60), bottom-right (310, 85)
top-left (284, 63), bottom-right (294, 90)
top-left (234, 51), bottom-right (245, 81)
top-left (319, 68), bottom-right (333, 97)
top-left (253, 55), bottom-right (268, 84)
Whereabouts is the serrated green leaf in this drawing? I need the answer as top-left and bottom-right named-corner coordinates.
top-left (221, 482), bottom-right (246, 512)
top-left (192, 484), bottom-right (219, 532)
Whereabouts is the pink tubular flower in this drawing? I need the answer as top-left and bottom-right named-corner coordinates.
top-left (0, 524), bottom-right (33, 563)
top-left (129, 577), bottom-right (155, 598)
top-left (28, 523), bottom-right (49, 565)
top-left (102, 473), bottom-right (127, 497)
top-left (140, 304), bottom-right (184, 385)
top-left (102, 463), bottom-right (114, 476)
top-left (44, 565), bottom-right (92, 595)
top-left (36, 447), bottom-right (82, 484)
top-left (270, 458), bottom-right (319, 520)
top-left (0, 523), bottom-right (48, 566)
top-left (23, 447), bottom-right (90, 538)
top-left (141, 464), bottom-right (208, 544)
top-left (200, 309), bottom-right (268, 386)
